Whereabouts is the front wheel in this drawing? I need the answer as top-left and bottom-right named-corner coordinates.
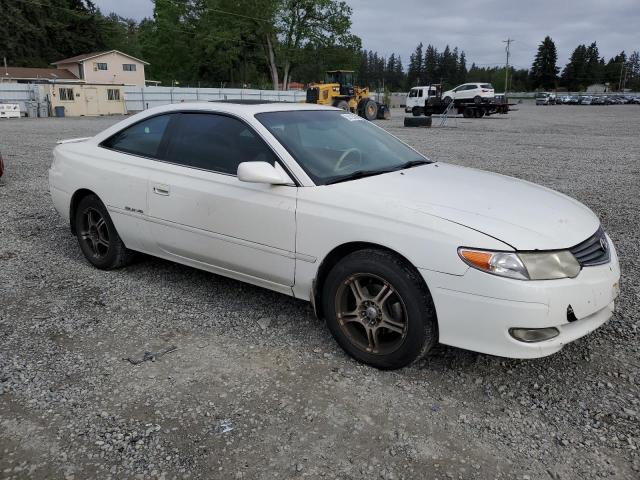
top-left (322, 249), bottom-right (437, 369)
top-left (361, 99), bottom-right (378, 120)
top-left (443, 96), bottom-right (452, 105)
top-left (74, 194), bottom-right (135, 269)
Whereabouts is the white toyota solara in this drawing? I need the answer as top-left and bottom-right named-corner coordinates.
top-left (49, 102), bottom-right (620, 369)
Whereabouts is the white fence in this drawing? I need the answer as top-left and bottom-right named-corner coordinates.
top-left (0, 83), bottom-right (49, 117)
top-left (124, 86), bottom-right (308, 112)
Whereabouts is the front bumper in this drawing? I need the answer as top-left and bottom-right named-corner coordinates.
top-left (420, 236), bottom-right (620, 358)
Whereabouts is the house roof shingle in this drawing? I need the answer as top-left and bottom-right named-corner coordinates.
top-left (1, 67), bottom-right (79, 80)
top-left (52, 50), bottom-right (149, 66)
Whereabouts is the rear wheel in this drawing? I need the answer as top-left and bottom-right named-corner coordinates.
top-left (463, 107), bottom-right (473, 118)
top-left (333, 99), bottom-right (350, 111)
top-left (74, 194), bottom-right (135, 269)
top-left (473, 95), bottom-right (482, 105)
top-left (322, 249), bottom-right (437, 369)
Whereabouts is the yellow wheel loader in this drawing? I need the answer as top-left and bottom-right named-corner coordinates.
top-left (306, 70), bottom-right (390, 120)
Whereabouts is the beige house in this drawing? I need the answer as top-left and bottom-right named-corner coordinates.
top-left (52, 50), bottom-right (149, 86)
top-left (47, 84), bottom-right (126, 117)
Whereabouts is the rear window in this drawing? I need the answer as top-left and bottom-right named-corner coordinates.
top-left (101, 114), bottom-right (172, 158)
top-left (480, 84), bottom-right (494, 89)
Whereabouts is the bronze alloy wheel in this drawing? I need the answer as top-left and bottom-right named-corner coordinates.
top-left (79, 207), bottom-right (110, 259)
top-left (334, 273), bottom-right (408, 355)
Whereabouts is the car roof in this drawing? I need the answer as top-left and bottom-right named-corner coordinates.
top-left (142, 101), bottom-right (337, 117)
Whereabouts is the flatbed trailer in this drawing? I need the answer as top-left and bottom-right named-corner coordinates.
top-left (421, 96), bottom-right (511, 118)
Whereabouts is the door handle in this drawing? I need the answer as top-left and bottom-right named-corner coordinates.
top-left (153, 185), bottom-right (170, 196)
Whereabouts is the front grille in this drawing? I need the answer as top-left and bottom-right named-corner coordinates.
top-left (570, 227), bottom-right (610, 266)
top-left (306, 87), bottom-right (319, 104)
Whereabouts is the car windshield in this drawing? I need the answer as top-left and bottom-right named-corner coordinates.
top-left (256, 110), bottom-right (430, 185)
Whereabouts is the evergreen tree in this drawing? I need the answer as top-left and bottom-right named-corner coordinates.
top-left (423, 44), bottom-right (438, 84)
top-left (407, 42), bottom-right (423, 86)
top-left (603, 51), bottom-right (627, 90)
top-left (530, 36), bottom-right (559, 89)
top-left (561, 44), bottom-right (588, 90)
top-left (585, 42), bottom-right (602, 85)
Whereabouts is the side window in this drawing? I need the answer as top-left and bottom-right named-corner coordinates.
top-left (165, 113), bottom-right (277, 174)
top-left (409, 89), bottom-right (417, 98)
top-left (418, 89), bottom-right (423, 97)
top-left (59, 88), bottom-right (74, 101)
top-left (101, 114), bottom-right (172, 158)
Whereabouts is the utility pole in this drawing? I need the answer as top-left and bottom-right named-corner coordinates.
top-left (502, 38), bottom-right (514, 95)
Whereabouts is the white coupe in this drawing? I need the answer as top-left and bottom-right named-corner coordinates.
top-left (49, 102), bottom-right (620, 369)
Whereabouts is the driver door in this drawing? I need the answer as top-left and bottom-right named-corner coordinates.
top-left (146, 112), bottom-right (297, 292)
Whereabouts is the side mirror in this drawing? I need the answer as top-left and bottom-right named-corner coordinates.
top-left (237, 161), bottom-right (289, 185)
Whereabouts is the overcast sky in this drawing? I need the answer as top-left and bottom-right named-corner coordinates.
top-left (94, 0), bottom-right (640, 69)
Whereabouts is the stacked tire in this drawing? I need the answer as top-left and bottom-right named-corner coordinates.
top-left (404, 116), bottom-right (432, 128)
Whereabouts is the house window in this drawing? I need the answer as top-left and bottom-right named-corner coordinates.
top-left (107, 89), bottom-right (121, 101)
top-left (59, 88), bottom-right (74, 101)
top-left (123, 64), bottom-right (136, 72)
top-left (95, 62), bottom-right (108, 71)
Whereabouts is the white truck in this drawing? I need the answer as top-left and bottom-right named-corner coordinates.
top-left (405, 86), bottom-right (437, 116)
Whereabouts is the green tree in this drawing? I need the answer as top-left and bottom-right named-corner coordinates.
top-left (423, 44), bottom-right (438, 84)
top-left (561, 44), bottom-right (588, 90)
top-left (139, 0), bottom-right (196, 85)
top-left (0, 0), bottom-right (106, 67)
top-left (407, 42), bottom-right (423, 86)
top-left (530, 36), bottom-right (558, 89)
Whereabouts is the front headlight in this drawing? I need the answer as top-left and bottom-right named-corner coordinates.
top-left (458, 248), bottom-right (581, 280)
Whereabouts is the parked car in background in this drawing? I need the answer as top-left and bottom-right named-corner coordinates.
top-left (579, 96), bottom-right (593, 105)
top-left (405, 86), bottom-right (438, 116)
top-left (442, 83), bottom-right (495, 104)
top-left (49, 101), bottom-right (621, 369)
top-left (535, 92), bottom-right (557, 105)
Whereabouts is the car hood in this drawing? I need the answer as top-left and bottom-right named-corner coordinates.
top-left (331, 163), bottom-right (600, 250)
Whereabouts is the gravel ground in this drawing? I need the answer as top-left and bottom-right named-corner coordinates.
top-left (1, 104), bottom-right (639, 480)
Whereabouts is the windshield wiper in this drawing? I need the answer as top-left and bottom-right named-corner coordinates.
top-left (395, 159), bottom-right (432, 170)
top-left (324, 168), bottom-right (395, 185)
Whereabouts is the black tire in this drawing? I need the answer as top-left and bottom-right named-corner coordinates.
top-left (333, 99), bottom-right (350, 111)
top-left (322, 249), bottom-right (438, 369)
top-left (411, 107), bottom-right (421, 117)
top-left (403, 116), bottom-right (432, 128)
top-left (74, 194), bottom-right (135, 269)
top-left (473, 109), bottom-right (484, 118)
top-left (473, 95), bottom-right (482, 105)
top-left (463, 107), bottom-right (473, 118)
top-left (443, 96), bottom-right (452, 105)
top-left (361, 99), bottom-right (378, 120)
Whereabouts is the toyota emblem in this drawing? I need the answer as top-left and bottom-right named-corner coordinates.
top-left (599, 237), bottom-right (608, 251)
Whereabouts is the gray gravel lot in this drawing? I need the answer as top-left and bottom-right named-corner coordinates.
top-left (1, 104), bottom-right (639, 479)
